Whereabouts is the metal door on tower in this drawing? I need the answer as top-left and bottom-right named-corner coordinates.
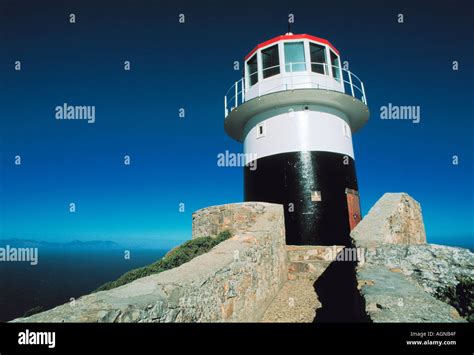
top-left (345, 188), bottom-right (361, 230)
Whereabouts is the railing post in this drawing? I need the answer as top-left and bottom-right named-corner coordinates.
top-left (361, 81), bottom-right (367, 105)
top-left (235, 82), bottom-right (238, 108)
top-left (290, 62), bottom-right (293, 90)
top-left (348, 70), bottom-right (355, 97)
top-left (241, 79), bottom-right (245, 103)
top-left (224, 96), bottom-right (228, 117)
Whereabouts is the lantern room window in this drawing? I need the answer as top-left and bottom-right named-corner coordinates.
top-left (330, 50), bottom-right (341, 82)
top-left (284, 42), bottom-right (306, 72)
top-left (242, 37), bottom-right (346, 96)
top-left (247, 54), bottom-right (258, 86)
top-left (309, 43), bottom-right (327, 75)
top-left (261, 44), bottom-right (280, 79)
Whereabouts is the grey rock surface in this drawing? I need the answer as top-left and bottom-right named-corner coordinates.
top-left (358, 265), bottom-right (465, 322)
top-left (364, 244), bottom-right (473, 298)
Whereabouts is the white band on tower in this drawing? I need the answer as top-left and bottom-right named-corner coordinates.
top-left (243, 110), bottom-right (355, 163)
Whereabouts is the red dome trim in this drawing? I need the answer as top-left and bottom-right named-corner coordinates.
top-left (244, 34), bottom-right (339, 61)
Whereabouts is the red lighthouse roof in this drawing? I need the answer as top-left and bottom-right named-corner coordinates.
top-left (244, 33), bottom-right (340, 61)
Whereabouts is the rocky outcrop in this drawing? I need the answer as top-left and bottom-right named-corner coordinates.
top-left (357, 264), bottom-right (464, 322)
top-left (362, 244), bottom-right (474, 322)
top-left (352, 193), bottom-right (473, 322)
top-left (13, 203), bottom-right (287, 323)
top-left (363, 244), bottom-right (473, 300)
top-left (12, 194), bottom-right (472, 323)
top-left (351, 193), bottom-right (426, 247)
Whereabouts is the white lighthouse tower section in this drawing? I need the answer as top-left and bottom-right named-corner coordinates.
top-left (223, 33), bottom-right (370, 246)
top-left (242, 106), bottom-right (354, 164)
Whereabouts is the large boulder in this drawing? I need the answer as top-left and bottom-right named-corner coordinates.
top-left (352, 193), bottom-right (473, 322)
top-left (351, 193), bottom-right (426, 247)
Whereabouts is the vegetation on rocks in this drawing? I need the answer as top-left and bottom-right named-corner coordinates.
top-left (95, 231), bottom-right (231, 292)
top-left (437, 275), bottom-right (474, 322)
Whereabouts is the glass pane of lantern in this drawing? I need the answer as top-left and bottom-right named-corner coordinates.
top-left (247, 54), bottom-right (258, 86)
top-left (284, 42), bottom-right (306, 72)
top-left (310, 43), bottom-right (327, 75)
top-left (262, 44), bottom-right (280, 79)
top-left (330, 50), bottom-right (341, 82)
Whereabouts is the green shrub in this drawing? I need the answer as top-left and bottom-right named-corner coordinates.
top-left (95, 230), bottom-right (231, 292)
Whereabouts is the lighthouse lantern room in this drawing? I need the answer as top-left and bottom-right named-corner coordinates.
top-left (224, 33), bottom-right (369, 246)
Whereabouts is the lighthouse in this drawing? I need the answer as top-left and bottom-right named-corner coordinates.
top-left (224, 33), bottom-right (369, 246)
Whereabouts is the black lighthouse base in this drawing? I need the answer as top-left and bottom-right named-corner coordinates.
top-left (244, 150), bottom-right (360, 246)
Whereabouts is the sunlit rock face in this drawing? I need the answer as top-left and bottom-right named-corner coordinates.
top-left (351, 192), bottom-right (426, 248)
top-left (352, 193), bottom-right (473, 322)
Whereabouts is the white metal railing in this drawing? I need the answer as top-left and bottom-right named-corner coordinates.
top-left (224, 62), bottom-right (367, 117)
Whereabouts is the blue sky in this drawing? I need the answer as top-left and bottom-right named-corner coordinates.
top-left (1, 0), bottom-right (472, 249)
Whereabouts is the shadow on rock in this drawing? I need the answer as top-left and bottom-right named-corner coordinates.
top-left (313, 256), bottom-right (370, 323)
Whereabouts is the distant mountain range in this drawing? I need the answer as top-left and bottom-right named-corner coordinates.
top-left (0, 239), bottom-right (122, 249)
